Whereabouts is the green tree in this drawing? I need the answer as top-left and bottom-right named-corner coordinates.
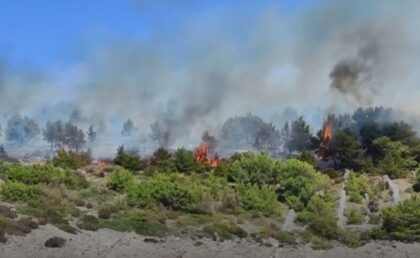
top-left (277, 159), bottom-right (329, 210)
top-left (286, 117), bottom-right (312, 153)
top-left (329, 131), bottom-right (365, 170)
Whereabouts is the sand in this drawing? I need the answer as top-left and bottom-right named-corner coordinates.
top-left (1, 225), bottom-right (420, 258)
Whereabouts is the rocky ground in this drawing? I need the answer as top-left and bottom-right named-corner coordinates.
top-left (1, 225), bottom-right (420, 258)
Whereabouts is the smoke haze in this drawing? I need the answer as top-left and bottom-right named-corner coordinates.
top-left (1, 0), bottom-right (420, 149)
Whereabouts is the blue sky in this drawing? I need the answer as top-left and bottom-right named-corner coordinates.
top-left (0, 0), bottom-right (313, 69)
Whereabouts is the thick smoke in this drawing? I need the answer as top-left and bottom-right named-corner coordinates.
top-left (2, 0), bottom-right (420, 152)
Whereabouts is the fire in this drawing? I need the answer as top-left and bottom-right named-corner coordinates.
top-left (194, 143), bottom-right (218, 168)
top-left (97, 160), bottom-right (110, 167)
top-left (322, 119), bottom-right (333, 142)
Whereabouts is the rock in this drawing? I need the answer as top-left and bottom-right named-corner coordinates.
top-left (45, 237), bottom-right (66, 248)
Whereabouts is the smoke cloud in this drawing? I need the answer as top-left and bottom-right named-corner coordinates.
top-left (2, 0), bottom-right (420, 150)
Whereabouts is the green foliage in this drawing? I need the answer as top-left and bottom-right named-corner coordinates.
top-left (277, 159), bottom-right (329, 211)
top-left (78, 215), bottom-right (99, 231)
top-left (106, 169), bottom-right (135, 192)
top-left (99, 215), bottom-right (168, 237)
top-left (413, 167), bottom-right (420, 192)
top-left (329, 131), bottom-right (365, 171)
top-left (0, 182), bottom-right (39, 202)
top-left (297, 194), bottom-right (338, 239)
top-left (237, 184), bottom-right (283, 217)
top-left (127, 173), bottom-right (196, 210)
top-left (286, 116), bottom-right (312, 153)
top-left (203, 221), bottom-right (247, 241)
top-left (346, 208), bottom-right (364, 225)
top-left (52, 149), bottom-right (91, 169)
top-left (373, 137), bottom-right (417, 178)
top-left (114, 146), bottom-right (143, 171)
top-left (297, 150), bottom-right (316, 166)
top-left (227, 152), bottom-right (281, 186)
top-left (3, 164), bottom-right (88, 190)
top-left (345, 172), bottom-right (372, 203)
top-left (173, 148), bottom-right (203, 174)
top-left (380, 196), bottom-right (420, 241)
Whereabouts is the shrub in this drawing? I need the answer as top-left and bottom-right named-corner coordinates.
top-left (297, 194), bottom-right (338, 239)
top-left (346, 208), bottom-right (364, 225)
top-left (52, 150), bottom-right (91, 169)
top-left (413, 167), bottom-right (420, 192)
top-left (227, 152), bottom-right (281, 185)
top-left (297, 150), bottom-right (317, 166)
top-left (173, 148), bottom-right (203, 174)
top-left (114, 146), bottom-right (143, 171)
top-left (380, 196), bottom-right (420, 241)
top-left (77, 215), bottom-right (99, 231)
top-left (99, 215), bottom-right (168, 237)
top-left (3, 164), bottom-right (88, 189)
top-left (278, 159), bottom-right (329, 211)
top-left (0, 182), bottom-right (39, 202)
top-left (106, 169), bottom-right (135, 192)
top-left (345, 172), bottom-right (372, 203)
top-left (203, 221), bottom-right (247, 241)
top-left (127, 173), bottom-right (196, 210)
top-left (237, 184), bottom-right (283, 217)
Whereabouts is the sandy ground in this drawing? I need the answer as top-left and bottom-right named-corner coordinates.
top-left (1, 225), bottom-right (420, 258)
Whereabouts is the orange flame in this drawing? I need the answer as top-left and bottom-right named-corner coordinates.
top-left (194, 143), bottom-right (218, 168)
top-left (322, 119), bottom-right (333, 142)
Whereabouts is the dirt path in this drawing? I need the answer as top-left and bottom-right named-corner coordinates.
top-left (1, 225), bottom-right (420, 258)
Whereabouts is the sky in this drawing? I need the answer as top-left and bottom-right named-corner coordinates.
top-left (1, 0), bottom-right (420, 149)
top-left (0, 0), bottom-right (313, 69)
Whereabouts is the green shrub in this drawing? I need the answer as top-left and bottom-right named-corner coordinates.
top-left (380, 196), bottom-right (420, 241)
top-left (0, 182), bottom-right (39, 202)
top-left (3, 164), bottom-right (88, 189)
top-left (173, 148), bottom-right (203, 174)
top-left (99, 215), bottom-right (168, 237)
top-left (127, 173), bottom-right (196, 210)
top-left (203, 221), bottom-right (247, 241)
top-left (346, 208), bottom-right (364, 225)
top-left (237, 184), bottom-right (283, 217)
top-left (297, 194), bottom-right (338, 239)
top-left (274, 231), bottom-right (297, 245)
top-left (52, 150), bottom-right (91, 169)
top-left (278, 159), bottom-right (329, 211)
top-left (345, 172), bottom-right (372, 203)
top-left (77, 215), bottom-right (99, 231)
top-left (227, 152), bottom-right (281, 186)
top-left (114, 146), bottom-right (143, 171)
top-left (106, 169), bottom-right (135, 192)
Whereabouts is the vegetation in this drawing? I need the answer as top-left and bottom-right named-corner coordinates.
top-left (114, 146), bottom-right (143, 171)
top-left (345, 172), bottom-right (372, 203)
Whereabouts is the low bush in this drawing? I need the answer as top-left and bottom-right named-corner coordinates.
top-left (3, 164), bottom-right (88, 190)
top-left (127, 173), bottom-right (196, 210)
top-left (0, 182), bottom-right (39, 202)
top-left (237, 184), bottom-right (283, 217)
top-left (106, 169), bottom-right (135, 192)
top-left (278, 159), bottom-right (329, 211)
top-left (99, 214), bottom-right (168, 237)
top-left (226, 152), bottom-right (281, 186)
top-left (380, 196), bottom-right (420, 241)
top-left (346, 208), bottom-right (364, 225)
top-left (114, 146), bottom-right (143, 171)
top-left (297, 194), bottom-right (338, 239)
top-left (52, 150), bottom-right (91, 169)
top-left (203, 221), bottom-right (247, 241)
top-left (345, 172), bottom-right (372, 203)
top-left (78, 215), bottom-right (99, 231)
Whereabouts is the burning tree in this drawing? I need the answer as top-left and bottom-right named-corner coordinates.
top-left (194, 143), bottom-right (218, 168)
